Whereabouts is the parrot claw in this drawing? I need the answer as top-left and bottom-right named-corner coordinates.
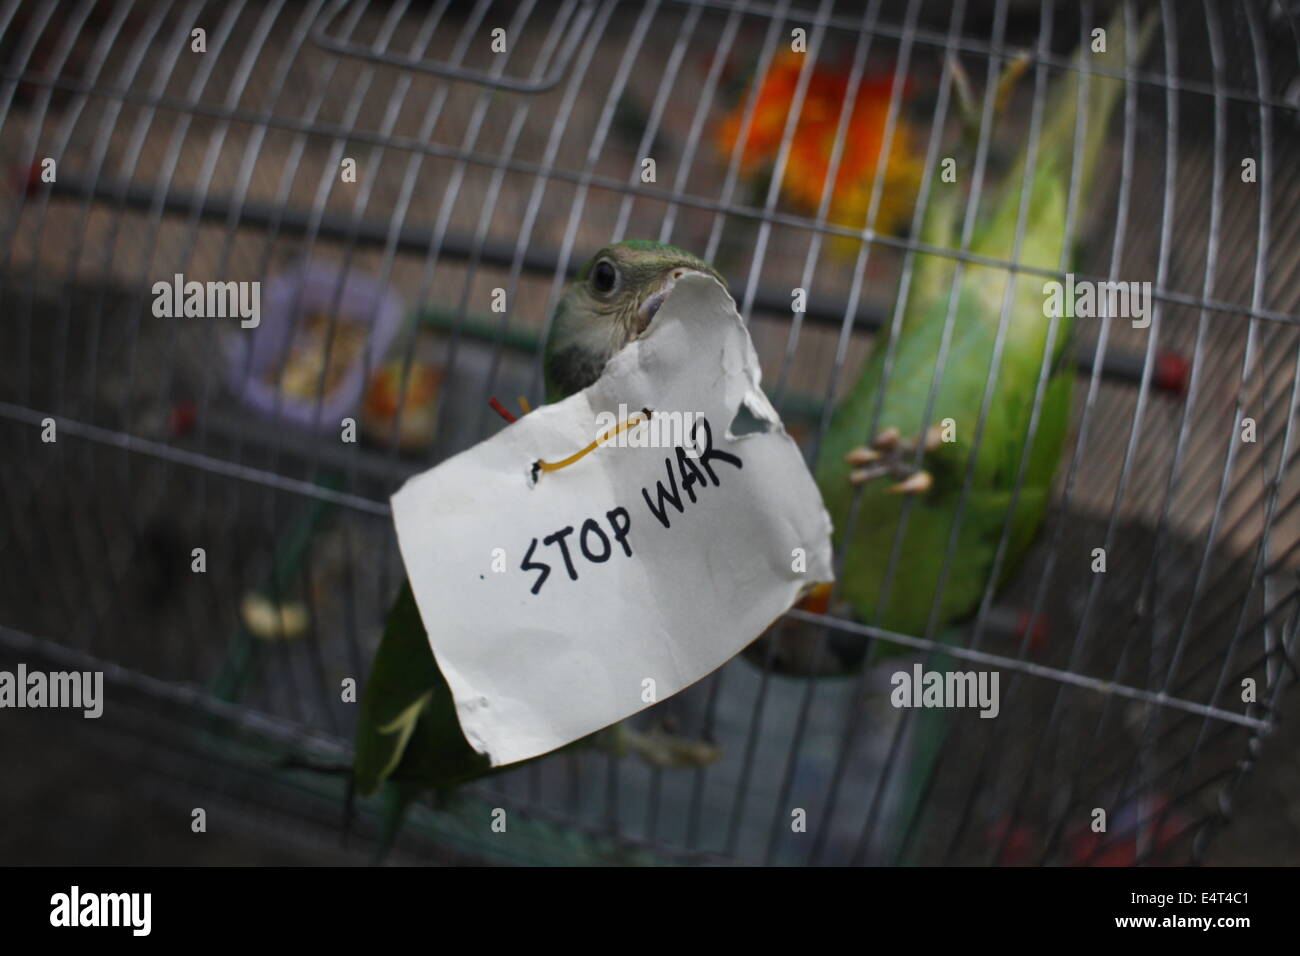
top-left (850, 464), bottom-right (891, 485)
top-left (897, 424), bottom-right (945, 453)
top-left (613, 724), bottom-right (720, 769)
top-left (952, 48), bottom-right (1032, 142)
top-left (848, 425), bottom-right (944, 489)
top-left (993, 51), bottom-right (1034, 116)
top-left (947, 52), bottom-right (977, 128)
top-left (887, 470), bottom-right (933, 495)
top-left (845, 446), bottom-right (882, 466)
top-left (871, 426), bottom-right (901, 450)
top-left (922, 423), bottom-right (945, 452)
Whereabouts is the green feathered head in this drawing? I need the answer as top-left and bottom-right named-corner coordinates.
top-left (543, 240), bottom-right (724, 401)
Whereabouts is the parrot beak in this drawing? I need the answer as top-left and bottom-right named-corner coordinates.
top-left (634, 267), bottom-right (712, 338)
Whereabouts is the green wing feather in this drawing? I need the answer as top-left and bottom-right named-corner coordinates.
top-left (353, 582), bottom-right (491, 799)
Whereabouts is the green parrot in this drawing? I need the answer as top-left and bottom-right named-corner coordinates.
top-left (353, 240), bottom-right (727, 853)
top-left (748, 7), bottom-right (1156, 676)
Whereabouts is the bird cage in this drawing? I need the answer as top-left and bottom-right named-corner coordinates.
top-left (1, 0), bottom-right (1297, 866)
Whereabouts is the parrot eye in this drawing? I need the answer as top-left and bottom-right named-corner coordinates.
top-left (591, 259), bottom-right (618, 295)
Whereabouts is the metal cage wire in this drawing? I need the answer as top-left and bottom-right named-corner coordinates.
top-left (0, 0), bottom-right (1298, 865)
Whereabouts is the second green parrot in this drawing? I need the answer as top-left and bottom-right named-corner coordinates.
top-left (749, 7), bottom-right (1155, 675)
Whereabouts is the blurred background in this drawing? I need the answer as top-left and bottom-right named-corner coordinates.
top-left (0, 0), bottom-right (1298, 865)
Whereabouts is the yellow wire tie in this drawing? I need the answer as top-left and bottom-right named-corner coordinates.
top-left (531, 408), bottom-right (652, 481)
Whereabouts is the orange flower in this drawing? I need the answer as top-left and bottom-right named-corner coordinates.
top-left (718, 52), bottom-right (922, 244)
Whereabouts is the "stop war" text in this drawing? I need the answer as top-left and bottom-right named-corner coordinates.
top-left (521, 416), bottom-right (742, 595)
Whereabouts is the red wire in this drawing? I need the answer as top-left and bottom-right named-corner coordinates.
top-left (488, 397), bottom-right (517, 423)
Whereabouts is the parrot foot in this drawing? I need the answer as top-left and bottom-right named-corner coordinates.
top-left (949, 49), bottom-right (1033, 144)
top-left (612, 722), bottom-right (720, 769)
top-left (887, 470), bottom-right (933, 495)
top-left (846, 424), bottom-right (940, 494)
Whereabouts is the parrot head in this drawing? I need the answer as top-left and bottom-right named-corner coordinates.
top-left (544, 239), bottom-right (725, 401)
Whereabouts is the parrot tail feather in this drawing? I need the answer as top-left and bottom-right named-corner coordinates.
top-left (374, 781), bottom-right (421, 864)
top-left (341, 773), bottom-right (356, 851)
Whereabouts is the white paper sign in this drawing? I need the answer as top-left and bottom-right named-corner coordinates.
top-left (390, 274), bottom-right (833, 766)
